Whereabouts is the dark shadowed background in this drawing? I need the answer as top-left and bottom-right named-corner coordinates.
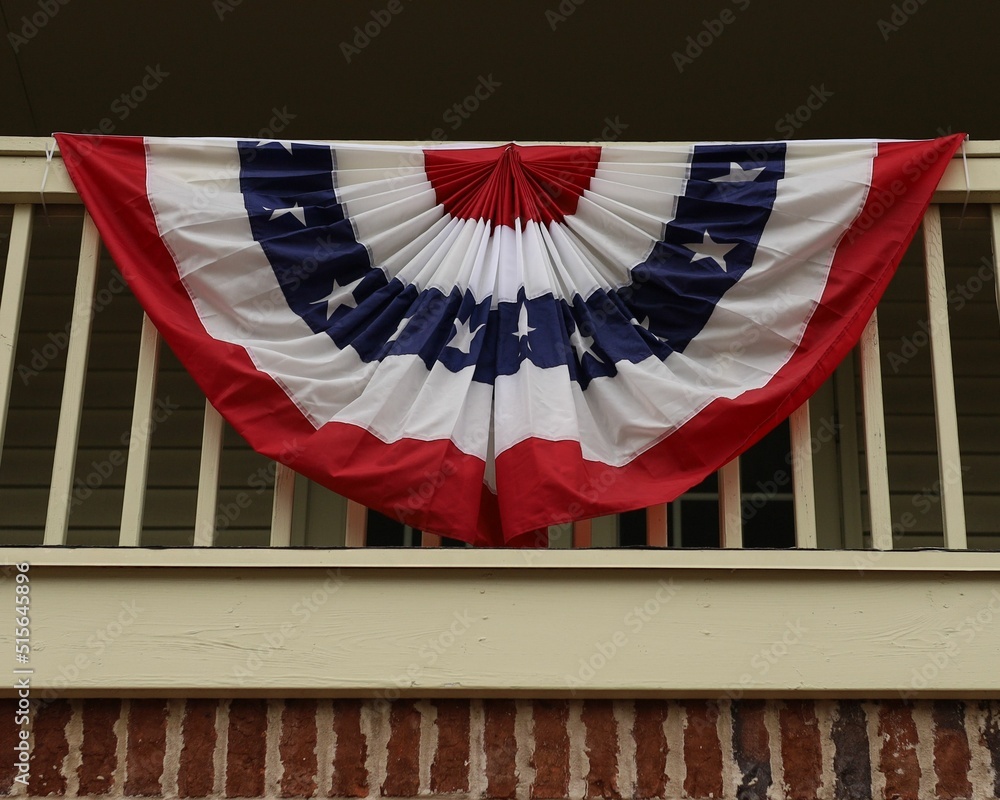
top-left (0, 0), bottom-right (996, 142)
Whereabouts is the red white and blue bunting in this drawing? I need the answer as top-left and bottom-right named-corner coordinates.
top-left (55, 133), bottom-right (964, 546)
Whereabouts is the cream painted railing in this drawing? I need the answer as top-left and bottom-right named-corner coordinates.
top-left (1, 138), bottom-right (998, 550)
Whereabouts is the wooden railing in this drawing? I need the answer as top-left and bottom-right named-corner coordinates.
top-left (1, 138), bottom-right (998, 550)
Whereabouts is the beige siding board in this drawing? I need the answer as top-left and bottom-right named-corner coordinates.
top-left (883, 339), bottom-right (1000, 376)
top-left (885, 415), bottom-right (998, 454)
top-left (2, 486), bottom-right (274, 528)
top-left (7, 561), bottom-right (1000, 696)
top-left (875, 301), bottom-right (996, 339)
top-left (298, 481), bottom-right (348, 547)
top-left (19, 289), bottom-right (142, 332)
top-left (856, 494), bottom-right (1000, 535)
top-left (4, 408), bottom-right (203, 447)
top-left (6, 368), bottom-right (201, 410)
top-left (881, 377), bottom-right (1000, 414)
top-left (886, 453), bottom-right (999, 493)
top-left (5, 446), bottom-right (265, 489)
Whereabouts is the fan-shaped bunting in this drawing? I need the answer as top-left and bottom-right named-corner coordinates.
top-left (54, 133), bottom-right (964, 546)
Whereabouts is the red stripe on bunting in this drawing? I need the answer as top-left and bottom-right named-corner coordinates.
top-left (493, 135), bottom-right (965, 539)
top-left (55, 134), bottom-right (520, 547)
top-left (423, 144), bottom-right (601, 228)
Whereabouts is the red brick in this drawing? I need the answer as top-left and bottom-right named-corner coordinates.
top-left (831, 700), bottom-right (872, 800)
top-left (178, 699), bottom-right (217, 798)
top-left (878, 701), bottom-right (920, 800)
top-left (0, 699), bottom-right (20, 794)
top-left (225, 700), bottom-right (267, 798)
top-left (632, 700), bottom-right (668, 800)
top-left (982, 702), bottom-right (1000, 799)
top-left (682, 700), bottom-right (723, 800)
top-left (125, 700), bottom-right (168, 797)
top-left (483, 700), bottom-right (517, 800)
top-left (779, 700), bottom-right (822, 800)
top-left (431, 700), bottom-right (470, 793)
top-left (78, 699), bottom-right (120, 795)
top-left (582, 700), bottom-right (620, 799)
top-left (381, 701), bottom-right (421, 798)
top-left (28, 699), bottom-right (72, 796)
top-left (332, 700), bottom-right (368, 798)
top-left (530, 700), bottom-right (570, 800)
top-left (732, 700), bottom-right (772, 800)
top-left (932, 701), bottom-right (971, 800)
top-left (279, 699), bottom-right (317, 798)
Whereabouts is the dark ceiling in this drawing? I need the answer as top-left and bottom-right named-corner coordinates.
top-left (1, 0), bottom-right (997, 143)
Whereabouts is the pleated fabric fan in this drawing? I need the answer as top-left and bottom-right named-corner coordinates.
top-left (55, 133), bottom-right (964, 546)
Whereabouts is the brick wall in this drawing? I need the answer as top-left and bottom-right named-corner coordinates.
top-left (3, 698), bottom-right (1000, 799)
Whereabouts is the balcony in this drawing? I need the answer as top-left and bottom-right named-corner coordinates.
top-left (0, 137), bottom-right (999, 698)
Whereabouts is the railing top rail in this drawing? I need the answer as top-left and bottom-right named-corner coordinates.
top-left (3, 136), bottom-right (1000, 156)
top-left (6, 546), bottom-right (1000, 571)
top-left (2, 137), bottom-right (998, 204)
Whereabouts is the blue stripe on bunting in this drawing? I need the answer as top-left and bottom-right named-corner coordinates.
top-left (237, 141), bottom-right (785, 390)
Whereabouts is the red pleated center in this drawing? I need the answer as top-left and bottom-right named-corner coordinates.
top-left (423, 144), bottom-right (602, 228)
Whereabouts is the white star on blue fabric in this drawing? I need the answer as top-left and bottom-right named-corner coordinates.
top-left (267, 203), bottom-right (306, 225)
top-left (516, 303), bottom-right (535, 353)
top-left (385, 313), bottom-right (413, 349)
top-left (311, 276), bottom-right (362, 320)
top-left (683, 231), bottom-right (739, 272)
top-left (449, 317), bottom-right (484, 355)
top-left (710, 163), bottom-right (765, 183)
top-left (570, 325), bottom-right (603, 363)
top-left (257, 140), bottom-right (295, 154)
